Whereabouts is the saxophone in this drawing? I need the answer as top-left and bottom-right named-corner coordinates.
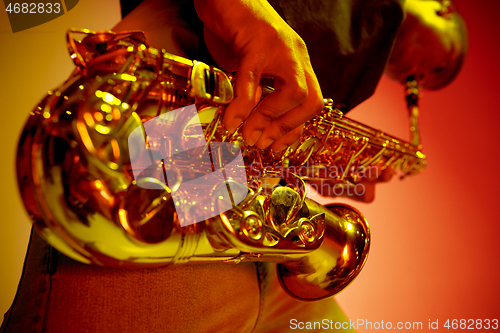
top-left (16, 29), bottom-right (426, 301)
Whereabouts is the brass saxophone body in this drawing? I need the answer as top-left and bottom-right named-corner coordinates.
top-left (16, 30), bottom-right (425, 300)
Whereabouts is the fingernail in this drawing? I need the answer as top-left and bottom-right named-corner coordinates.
top-left (246, 129), bottom-right (262, 146)
top-left (256, 137), bottom-right (274, 149)
top-left (224, 117), bottom-right (244, 134)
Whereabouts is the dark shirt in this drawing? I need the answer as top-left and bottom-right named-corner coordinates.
top-left (120, 0), bottom-right (404, 111)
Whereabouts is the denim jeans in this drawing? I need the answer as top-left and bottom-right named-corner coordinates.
top-left (1, 229), bottom-right (354, 332)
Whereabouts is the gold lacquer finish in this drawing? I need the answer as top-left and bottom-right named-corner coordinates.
top-left (276, 203), bottom-right (369, 301)
top-left (16, 29), bottom-right (425, 300)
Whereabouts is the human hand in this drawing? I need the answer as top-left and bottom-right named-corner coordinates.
top-left (308, 166), bottom-right (395, 203)
top-left (194, 0), bottom-right (324, 151)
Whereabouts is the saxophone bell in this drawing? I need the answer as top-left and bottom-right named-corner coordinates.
top-left (277, 203), bottom-right (369, 301)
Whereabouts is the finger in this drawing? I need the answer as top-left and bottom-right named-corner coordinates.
top-left (241, 66), bottom-right (309, 146)
top-left (360, 164), bottom-right (383, 182)
top-left (353, 181), bottom-right (375, 203)
top-left (269, 125), bottom-right (303, 152)
top-left (253, 73), bottom-right (323, 148)
top-left (307, 179), bottom-right (376, 203)
top-left (334, 181), bottom-right (375, 203)
top-left (378, 166), bottom-right (396, 182)
top-left (223, 52), bottom-right (264, 134)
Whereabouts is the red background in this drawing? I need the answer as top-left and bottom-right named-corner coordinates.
top-left (327, 0), bottom-right (500, 329)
